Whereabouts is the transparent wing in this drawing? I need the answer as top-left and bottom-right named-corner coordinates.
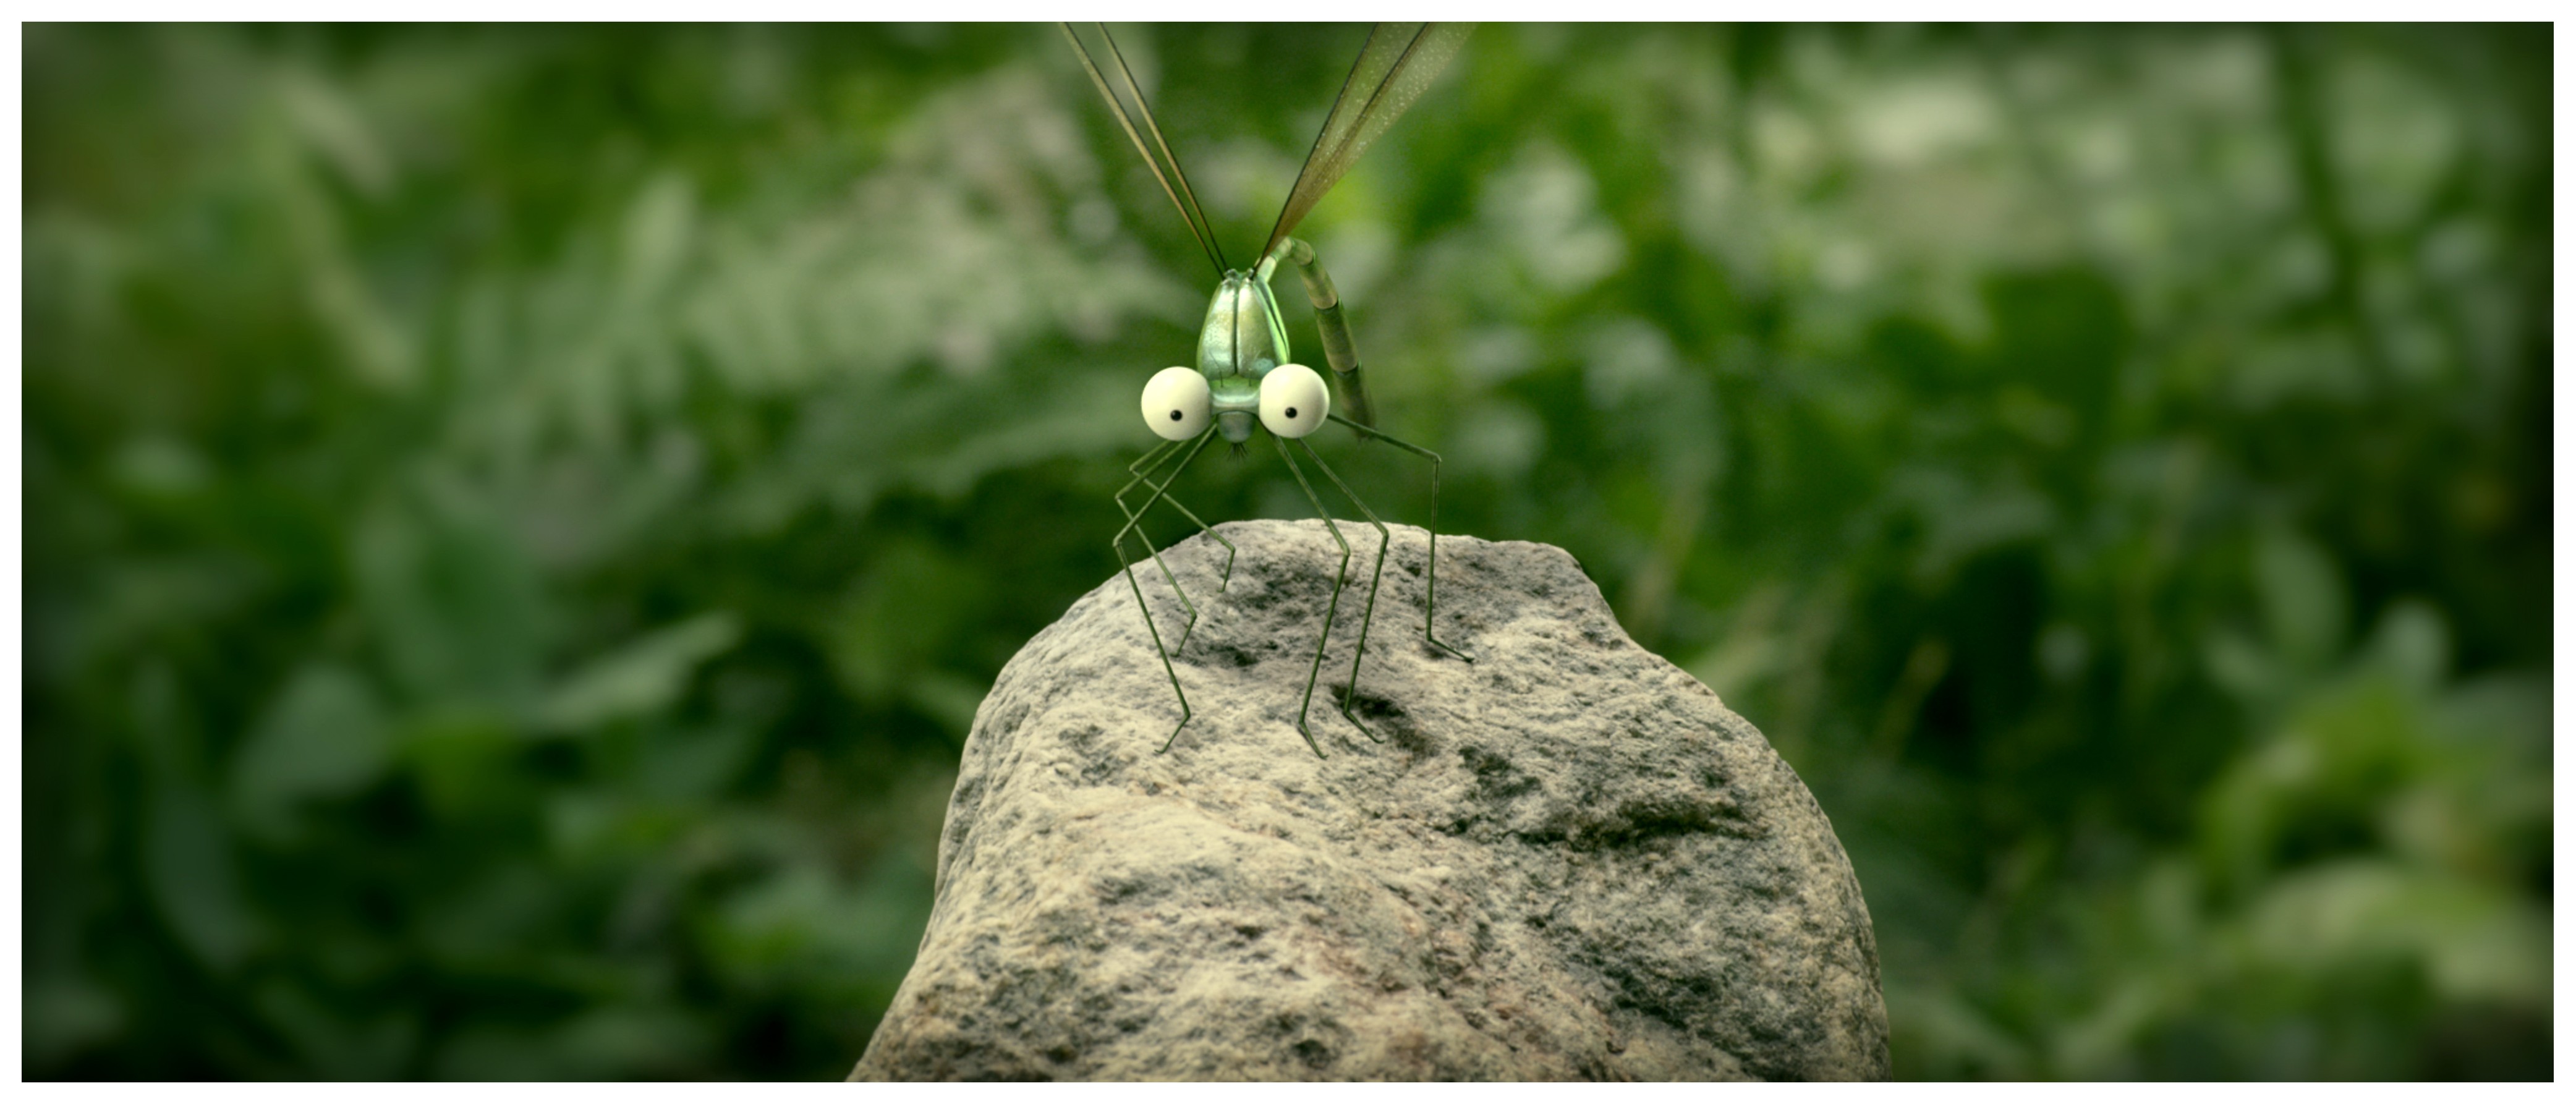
top-left (1260, 22), bottom-right (1473, 261)
top-left (1058, 22), bottom-right (1228, 276)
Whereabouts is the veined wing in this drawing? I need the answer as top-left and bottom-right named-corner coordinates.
top-left (1260, 22), bottom-right (1473, 262)
top-left (1058, 22), bottom-right (1228, 275)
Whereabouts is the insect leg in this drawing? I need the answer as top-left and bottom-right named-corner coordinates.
top-left (1273, 435), bottom-right (1351, 760)
top-left (1326, 412), bottom-right (1473, 665)
top-left (1112, 439), bottom-right (1200, 649)
top-left (1293, 438), bottom-right (1394, 742)
top-left (1115, 436), bottom-right (1238, 650)
top-left (1279, 236), bottom-right (1377, 431)
top-left (1112, 428), bottom-right (1222, 752)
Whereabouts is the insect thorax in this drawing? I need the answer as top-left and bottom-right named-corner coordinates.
top-left (1197, 270), bottom-right (1293, 384)
top-left (1196, 270), bottom-right (1293, 443)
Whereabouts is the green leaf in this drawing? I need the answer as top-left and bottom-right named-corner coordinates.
top-left (353, 493), bottom-right (547, 710)
top-left (229, 663), bottom-right (394, 836)
top-left (252, 980), bottom-right (419, 1079)
top-left (2242, 859), bottom-right (2548, 1007)
top-left (23, 975), bottom-right (126, 1068)
top-left (2203, 626), bottom-right (2282, 705)
top-left (633, 723), bottom-right (760, 802)
top-left (2357, 598), bottom-right (2450, 694)
top-left (710, 852), bottom-right (933, 988)
top-left (143, 773), bottom-right (262, 970)
top-left (824, 541), bottom-right (974, 705)
top-left (539, 612), bottom-right (744, 732)
top-left (2254, 528), bottom-right (2349, 673)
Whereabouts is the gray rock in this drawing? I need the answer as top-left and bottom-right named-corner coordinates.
top-left (852, 520), bottom-right (1887, 1081)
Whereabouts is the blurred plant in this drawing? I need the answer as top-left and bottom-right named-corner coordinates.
top-left (25, 23), bottom-right (1139, 1078)
top-left (23, 23), bottom-right (2547, 1079)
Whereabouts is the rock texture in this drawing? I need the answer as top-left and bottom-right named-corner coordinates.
top-left (852, 520), bottom-right (1887, 1081)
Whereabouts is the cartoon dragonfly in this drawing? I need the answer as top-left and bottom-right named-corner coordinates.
top-left (1058, 23), bottom-right (1474, 759)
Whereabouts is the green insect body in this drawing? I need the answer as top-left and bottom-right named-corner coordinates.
top-left (1063, 22), bottom-right (1474, 758)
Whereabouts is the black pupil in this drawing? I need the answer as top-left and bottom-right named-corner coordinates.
top-left (1168, 410), bottom-right (1182, 421)
top-left (1285, 407), bottom-right (1298, 418)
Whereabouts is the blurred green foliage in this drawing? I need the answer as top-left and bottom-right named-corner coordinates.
top-left (23, 23), bottom-right (2549, 1079)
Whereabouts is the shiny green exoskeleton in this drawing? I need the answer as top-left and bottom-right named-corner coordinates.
top-left (1186, 262), bottom-right (1298, 448)
top-left (1060, 23), bottom-right (1473, 758)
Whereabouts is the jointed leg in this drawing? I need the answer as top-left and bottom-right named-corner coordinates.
top-left (1272, 236), bottom-right (1377, 430)
top-left (1293, 439), bottom-right (1395, 742)
top-left (1273, 435), bottom-right (1351, 760)
top-left (1115, 435), bottom-right (1238, 651)
top-left (1111, 428), bottom-right (1223, 752)
top-left (1325, 412), bottom-right (1473, 665)
top-left (1113, 439), bottom-right (1200, 653)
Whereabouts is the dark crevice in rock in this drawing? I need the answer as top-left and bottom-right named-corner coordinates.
top-left (1458, 745), bottom-right (1540, 805)
top-left (1205, 642), bottom-right (1265, 668)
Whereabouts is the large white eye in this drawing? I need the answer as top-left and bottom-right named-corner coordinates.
top-left (1259, 363), bottom-right (1330, 439)
top-left (1141, 367), bottom-right (1210, 441)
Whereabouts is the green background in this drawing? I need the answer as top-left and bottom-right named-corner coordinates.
top-left (23, 23), bottom-right (2551, 1079)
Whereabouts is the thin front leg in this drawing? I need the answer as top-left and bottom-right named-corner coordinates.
top-left (1293, 438), bottom-right (1394, 743)
top-left (1116, 435), bottom-right (1238, 652)
top-left (1112, 438), bottom-right (1199, 655)
top-left (1273, 236), bottom-right (1377, 431)
top-left (1326, 412), bottom-right (1473, 665)
top-left (1112, 428), bottom-right (1222, 752)
top-left (1273, 435), bottom-right (1351, 760)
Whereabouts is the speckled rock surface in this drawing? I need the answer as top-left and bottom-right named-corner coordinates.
top-left (852, 520), bottom-right (1887, 1081)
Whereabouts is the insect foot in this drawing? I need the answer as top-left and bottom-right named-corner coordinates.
top-left (852, 519), bottom-right (1889, 1082)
